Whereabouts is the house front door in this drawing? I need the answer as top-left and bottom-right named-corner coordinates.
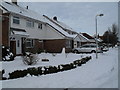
top-left (10, 41), bottom-right (16, 55)
top-left (16, 38), bottom-right (22, 55)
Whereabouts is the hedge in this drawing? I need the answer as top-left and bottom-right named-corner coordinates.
top-left (3, 56), bottom-right (92, 80)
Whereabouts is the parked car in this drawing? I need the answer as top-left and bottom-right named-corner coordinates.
top-left (72, 44), bottom-right (103, 53)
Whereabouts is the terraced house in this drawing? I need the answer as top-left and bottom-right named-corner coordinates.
top-left (1, 0), bottom-right (78, 55)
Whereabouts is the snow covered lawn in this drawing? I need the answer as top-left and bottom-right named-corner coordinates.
top-left (0, 47), bottom-right (118, 88)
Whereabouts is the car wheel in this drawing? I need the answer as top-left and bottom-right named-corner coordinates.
top-left (74, 50), bottom-right (78, 53)
top-left (91, 50), bottom-right (96, 53)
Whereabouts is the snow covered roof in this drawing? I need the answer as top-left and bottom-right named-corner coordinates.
top-left (74, 33), bottom-right (90, 42)
top-left (1, 1), bottom-right (46, 23)
top-left (51, 17), bottom-right (77, 34)
top-left (54, 20), bottom-right (74, 31)
top-left (81, 33), bottom-right (94, 39)
top-left (1, 1), bottom-right (77, 39)
top-left (79, 33), bottom-right (90, 41)
top-left (44, 15), bottom-right (77, 38)
top-left (12, 31), bottom-right (29, 36)
top-left (97, 38), bottom-right (103, 42)
top-left (10, 28), bottom-right (29, 36)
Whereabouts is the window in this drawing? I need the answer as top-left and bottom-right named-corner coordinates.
top-left (91, 45), bottom-right (96, 48)
top-left (66, 40), bottom-right (72, 48)
top-left (13, 16), bottom-right (20, 24)
top-left (26, 20), bottom-right (34, 27)
top-left (82, 45), bottom-right (89, 48)
top-left (26, 39), bottom-right (34, 48)
top-left (38, 23), bottom-right (42, 29)
top-left (17, 40), bottom-right (20, 47)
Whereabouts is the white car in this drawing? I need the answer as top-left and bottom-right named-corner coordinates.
top-left (101, 46), bottom-right (109, 52)
top-left (73, 44), bottom-right (102, 53)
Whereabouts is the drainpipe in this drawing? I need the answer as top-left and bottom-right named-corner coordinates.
top-left (8, 14), bottom-right (11, 48)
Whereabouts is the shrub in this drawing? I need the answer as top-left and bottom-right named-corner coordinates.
top-left (2, 45), bottom-right (15, 61)
top-left (7, 56), bottom-right (92, 80)
top-left (22, 52), bottom-right (39, 65)
top-left (0, 70), bottom-right (7, 80)
top-left (58, 65), bottom-right (63, 72)
top-left (78, 61), bottom-right (82, 66)
top-left (27, 67), bottom-right (38, 76)
top-left (48, 66), bottom-right (55, 74)
top-left (61, 64), bottom-right (72, 71)
top-left (70, 63), bottom-right (76, 68)
top-left (37, 67), bottom-right (42, 75)
top-left (8, 69), bottom-right (28, 79)
top-left (44, 66), bottom-right (49, 75)
top-left (2, 70), bottom-right (5, 75)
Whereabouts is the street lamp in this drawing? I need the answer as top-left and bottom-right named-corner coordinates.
top-left (95, 14), bottom-right (104, 59)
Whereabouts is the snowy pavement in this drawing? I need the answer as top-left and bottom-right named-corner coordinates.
top-left (0, 47), bottom-right (118, 88)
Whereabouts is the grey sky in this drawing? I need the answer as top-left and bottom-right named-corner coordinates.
top-left (19, 2), bottom-right (118, 36)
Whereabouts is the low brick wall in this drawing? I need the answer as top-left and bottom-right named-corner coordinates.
top-left (25, 39), bottom-right (43, 54)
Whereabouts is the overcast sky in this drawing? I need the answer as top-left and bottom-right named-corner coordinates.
top-left (18, 2), bottom-right (118, 36)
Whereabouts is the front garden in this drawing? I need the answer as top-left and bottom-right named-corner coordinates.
top-left (2, 56), bottom-right (91, 80)
top-left (0, 47), bottom-right (118, 88)
top-left (1, 48), bottom-right (93, 80)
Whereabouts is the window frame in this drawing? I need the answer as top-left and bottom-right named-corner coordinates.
top-left (13, 16), bottom-right (20, 24)
top-left (38, 23), bottom-right (42, 29)
top-left (66, 40), bottom-right (72, 48)
top-left (26, 39), bottom-right (34, 48)
top-left (17, 40), bottom-right (20, 47)
top-left (26, 20), bottom-right (34, 28)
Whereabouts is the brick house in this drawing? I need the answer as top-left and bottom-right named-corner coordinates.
top-left (73, 32), bottom-right (98, 48)
top-left (43, 15), bottom-right (77, 53)
top-left (81, 33), bottom-right (96, 44)
top-left (81, 33), bottom-right (103, 44)
top-left (1, 0), bottom-right (77, 55)
top-left (74, 33), bottom-right (90, 48)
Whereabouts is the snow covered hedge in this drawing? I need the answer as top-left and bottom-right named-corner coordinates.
top-left (6, 56), bottom-right (92, 80)
top-left (2, 45), bottom-right (15, 61)
top-left (0, 70), bottom-right (7, 80)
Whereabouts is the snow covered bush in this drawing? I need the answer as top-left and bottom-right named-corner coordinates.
top-left (43, 66), bottom-right (57, 75)
top-left (47, 66), bottom-right (58, 74)
top-left (1, 70), bottom-right (7, 80)
top-left (27, 67), bottom-right (38, 76)
top-left (37, 67), bottom-right (42, 75)
top-left (9, 70), bottom-right (28, 79)
top-left (2, 45), bottom-right (15, 61)
top-left (22, 52), bottom-right (39, 65)
top-left (60, 64), bottom-right (74, 71)
top-left (6, 56), bottom-right (92, 80)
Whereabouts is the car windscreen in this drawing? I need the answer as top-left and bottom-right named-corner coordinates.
top-left (82, 45), bottom-right (96, 48)
top-left (81, 45), bottom-right (90, 48)
top-left (91, 45), bottom-right (96, 47)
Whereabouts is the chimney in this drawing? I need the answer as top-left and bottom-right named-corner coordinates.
top-left (26, 6), bottom-right (28, 9)
top-left (11, 0), bottom-right (17, 5)
top-left (53, 16), bottom-right (57, 21)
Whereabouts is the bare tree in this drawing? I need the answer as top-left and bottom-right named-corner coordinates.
top-left (103, 23), bottom-right (118, 46)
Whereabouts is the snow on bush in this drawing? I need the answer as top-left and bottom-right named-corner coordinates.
top-left (2, 45), bottom-right (15, 61)
top-left (7, 56), bottom-right (92, 80)
top-left (0, 70), bottom-right (7, 80)
top-left (22, 52), bottom-right (39, 65)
